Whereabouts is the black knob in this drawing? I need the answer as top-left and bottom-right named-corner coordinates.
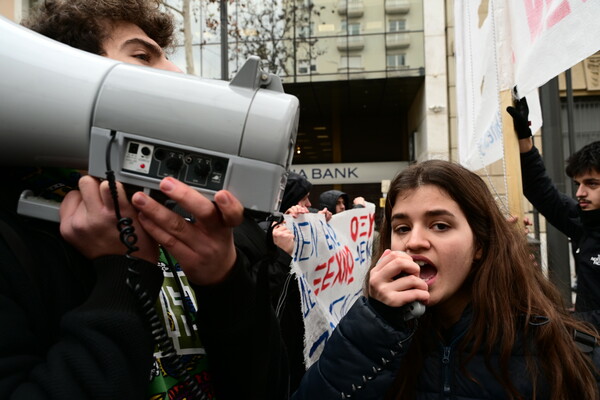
top-left (194, 162), bottom-right (211, 177)
top-left (165, 156), bottom-right (183, 172)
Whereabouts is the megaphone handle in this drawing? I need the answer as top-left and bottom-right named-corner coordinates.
top-left (17, 190), bottom-right (61, 222)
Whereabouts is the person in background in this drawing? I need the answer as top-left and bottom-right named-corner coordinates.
top-left (293, 160), bottom-right (600, 399)
top-left (273, 172), bottom-right (332, 222)
top-left (271, 172), bottom-right (334, 255)
top-left (279, 172), bottom-right (313, 212)
top-left (319, 189), bottom-right (366, 215)
top-left (507, 96), bottom-right (600, 313)
top-left (0, 1), bottom-right (287, 399)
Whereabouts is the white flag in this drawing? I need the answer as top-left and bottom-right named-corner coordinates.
top-left (455, 0), bottom-right (559, 171)
top-left (509, 0), bottom-right (600, 98)
top-left (455, 1), bottom-right (509, 170)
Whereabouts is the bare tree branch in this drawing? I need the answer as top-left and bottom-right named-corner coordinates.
top-left (161, 1), bottom-right (182, 15)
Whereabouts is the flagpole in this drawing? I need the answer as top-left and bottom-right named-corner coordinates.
top-left (500, 89), bottom-right (524, 221)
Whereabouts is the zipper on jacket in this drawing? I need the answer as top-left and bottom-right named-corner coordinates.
top-left (438, 308), bottom-right (469, 399)
top-left (442, 346), bottom-right (451, 396)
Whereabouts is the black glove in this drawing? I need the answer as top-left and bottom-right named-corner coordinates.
top-left (506, 96), bottom-right (532, 139)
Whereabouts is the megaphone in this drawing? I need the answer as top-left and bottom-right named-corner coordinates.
top-left (0, 16), bottom-right (299, 221)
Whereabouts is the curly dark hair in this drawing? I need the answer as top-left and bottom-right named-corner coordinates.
top-left (21, 0), bottom-right (176, 55)
top-left (565, 141), bottom-right (600, 178)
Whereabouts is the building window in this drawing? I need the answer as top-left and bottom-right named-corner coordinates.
top-left (298, 23), bottom-right (314, 38)
top-left (340, 55), bottom-right (362, 69)
top-left (341, 20), bottom-right (361, 35)
top-left (389, 19), bottom-right (406, 32)
top-left (298, 60), bottom-right (317, 74)
top-left (387, 53), bottom-right (406, 68)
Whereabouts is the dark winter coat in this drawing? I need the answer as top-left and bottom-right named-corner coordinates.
top-left (0, 178), bottom-right (288, 399)
top-left (234, 215), bottom-right (306, 392)
top-left (0, 206), bottom-right (163, 399)
top-left (521, 146), bottom-right (600, 312)
top-left (293, 297), bottom-right (600, 399)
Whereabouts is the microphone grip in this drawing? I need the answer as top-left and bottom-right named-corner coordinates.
top-left (392, 272), bottom-right (426, 321)
top-left (403, 301), bottom-right (426, 321)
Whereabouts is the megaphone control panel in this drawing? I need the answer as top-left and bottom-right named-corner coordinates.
top-left (122, 140), bottom-right (229, 192)
top-left (88, 127), bottom-right (289, 214)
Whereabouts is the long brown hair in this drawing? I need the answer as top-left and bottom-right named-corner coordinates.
top-left (369, 160), bottom-right (598, 399)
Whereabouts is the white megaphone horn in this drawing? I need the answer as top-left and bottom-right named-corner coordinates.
top-left (0, 16), bottom-right (300, 220)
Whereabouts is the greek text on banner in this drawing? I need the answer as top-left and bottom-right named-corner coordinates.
top-left (286, 203), bottom-right (376, 367)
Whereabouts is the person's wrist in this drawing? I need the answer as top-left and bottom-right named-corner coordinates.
top-left (518, 137), bottom-right (533, 153)
top-left (515, 125), bottom-right (532, 140)
top-left (186, 245), bottom-right (237, 286)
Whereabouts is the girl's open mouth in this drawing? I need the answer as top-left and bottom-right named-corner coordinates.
top-left (415, 260), bottom-right (437, 283)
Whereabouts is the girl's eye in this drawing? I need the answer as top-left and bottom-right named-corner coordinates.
top-left (393, 225), bottom-right (410, 234)
top-left (431, 223), bottom-right (450, 231)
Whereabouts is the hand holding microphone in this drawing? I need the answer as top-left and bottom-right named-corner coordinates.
top-left (369, 249), bottom-right (428, 320)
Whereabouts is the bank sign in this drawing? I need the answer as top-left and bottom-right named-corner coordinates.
top-left (290, 161), bottom-right (408, 185)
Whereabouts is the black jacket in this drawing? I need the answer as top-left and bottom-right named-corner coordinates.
top-left (521, 146), bottom-right (600, 311)
top-left (0, 190), bottom-right (288, 399)
top-left (0, 207), bottom-right (163, 399)
top-left (234, 215), bottom-right (306, 393)
top-left (293, 297), bottom-right (600, 399)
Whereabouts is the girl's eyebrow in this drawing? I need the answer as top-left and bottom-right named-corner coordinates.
top-left (391, 209), bottom-right (456, 221)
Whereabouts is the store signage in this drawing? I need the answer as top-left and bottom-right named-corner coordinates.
top-left (290, 161), bottom-right (407, 184)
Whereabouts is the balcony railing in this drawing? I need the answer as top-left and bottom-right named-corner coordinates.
top-left (336, 35), bottom-right (365, 51)
top-left (385, 33), bottom-right (410, 49)
top-left (337, 0), bottom-right (364, 17)
top-left (385, 0), bottom-right (410, 14)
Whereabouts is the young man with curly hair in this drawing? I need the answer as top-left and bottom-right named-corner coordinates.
top-left (22, 0), bottom-right (180, 71)
top-left (0, 1), bottom-right (288, 399)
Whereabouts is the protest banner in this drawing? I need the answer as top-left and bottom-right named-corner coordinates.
top-left (285, 203), bottom-right (376, 367)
